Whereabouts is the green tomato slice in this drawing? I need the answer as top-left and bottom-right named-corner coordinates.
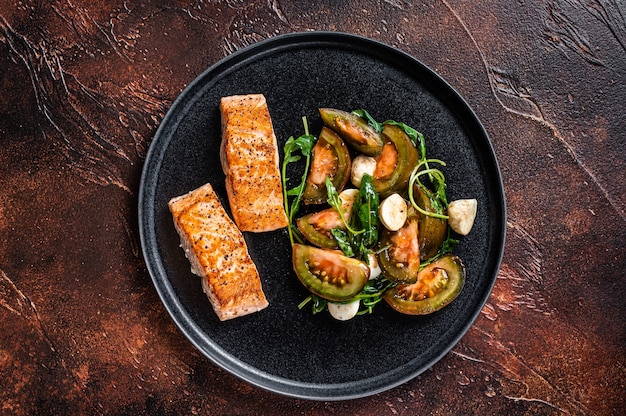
top-left (319, 108), bottom-right (384, 156)
top-left (303, 127), bottom-right (351, 205)
top-left (292, 244), bottom-right (370, 302)
top-left (412, 184), bottom-right (448, 260)
top-left (373, 124), bottom-right (420, 198)
top-left (297, 208), bottom-right (344, 249)
top-left (377, 207), bottom-right (421, 283)
top-left (383, 254), bottom-right (465, 315)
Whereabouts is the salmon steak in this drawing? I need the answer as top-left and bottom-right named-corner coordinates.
top-left (168, 182), bottom-right (269, 321)
top-left (219, 94), bottom-right (289, 232)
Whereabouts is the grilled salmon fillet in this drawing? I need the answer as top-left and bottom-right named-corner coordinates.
top-left (168, 182), bottom-right (269, 321)
top-left (220, 94), bottom-right (289, 232)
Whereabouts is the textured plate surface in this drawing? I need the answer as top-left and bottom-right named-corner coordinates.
top-left (138, 32), bottom-right (506, 400)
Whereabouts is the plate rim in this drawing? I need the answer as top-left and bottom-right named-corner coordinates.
top-left (138, 31), bottom-right (507, 401)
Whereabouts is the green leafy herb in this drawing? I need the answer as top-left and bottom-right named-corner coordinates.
top-left (281, 116), bottom-right (316, 246)
top-left (297, 276), bottom-right (395, 316)
top-left (408, 159), bottom-right (450, 219)
top-left (330, 228), bottom-right (355, 257)
top-left (383, 120), bottom-right (420, 145)
top-left (298, 294), bottom-right (328, 314)
top-left (324, 174), bottom-right (380, 261)
top-left (351, 109), bottom-right (426, 159)
top-left (324, 177), bottom-right (362, 236)
top-left (354, 277), bottom-right (396, 315)
top-left (350, 174), bottom-right (379, 258)
top-left (351, 109), bottom-right (383, 132)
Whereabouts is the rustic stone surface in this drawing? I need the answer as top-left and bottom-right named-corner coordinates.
top-left (1, 1), bottom-right (624, 414)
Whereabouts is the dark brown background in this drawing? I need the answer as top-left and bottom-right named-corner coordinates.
top-left (1, 1), bottom-right (624, 415)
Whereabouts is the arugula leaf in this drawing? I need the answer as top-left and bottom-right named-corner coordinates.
top-left (351, 174), bottom-right (379, 257)
top-left (408, 159), bottom-right (450, 218)
top-left (325, 177), bottom-right (362, 236)
top-left (327, 173), bottom-right (380, 261)
top-left (281, 117), bottom-right (316, 246)
top-left (351, 109), bottom-right (427, 160)
top-left (351, 109), bottom-right (383, 132)
top-left (330, 228), bottom-right (355, 257)
top-left (324, 174), bottom-right (379, 261)
top-left (298, 276), bottom-right (396, 316)
top-left (298, 294), bottom-right (328, 314)
top-left (383, 120), bottom-right (419, 143)
top-left (354, 277), bottom-right (396, 315)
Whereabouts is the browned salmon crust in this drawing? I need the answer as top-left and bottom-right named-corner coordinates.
top-left (219, 94), bottom-right (289, 232)
top-left (168, 182), bottom-right (268, 321)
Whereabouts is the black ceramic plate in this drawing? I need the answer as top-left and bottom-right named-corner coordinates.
top-left (139, 32), bottom-right (506, 400)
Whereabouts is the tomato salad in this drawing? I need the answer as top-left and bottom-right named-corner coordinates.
top-left (281, 108), bottom-right (477, 321)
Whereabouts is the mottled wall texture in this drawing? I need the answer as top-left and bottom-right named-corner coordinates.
top-left (1, 1), bottom-right (624, 415)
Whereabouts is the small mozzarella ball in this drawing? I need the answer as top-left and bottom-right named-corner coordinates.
top-left (328, 300), bottom-right (360, 321)
top-left (378, 193), bottom-right (408, 231)
top-left (338, 188), bottom-right (359, 205)
top-left (367, 253), bottom-right (382, 280)
top-left (350, 155), bottom-right (377, 187)
top-left (448, 199), bottom-right (478, 235)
